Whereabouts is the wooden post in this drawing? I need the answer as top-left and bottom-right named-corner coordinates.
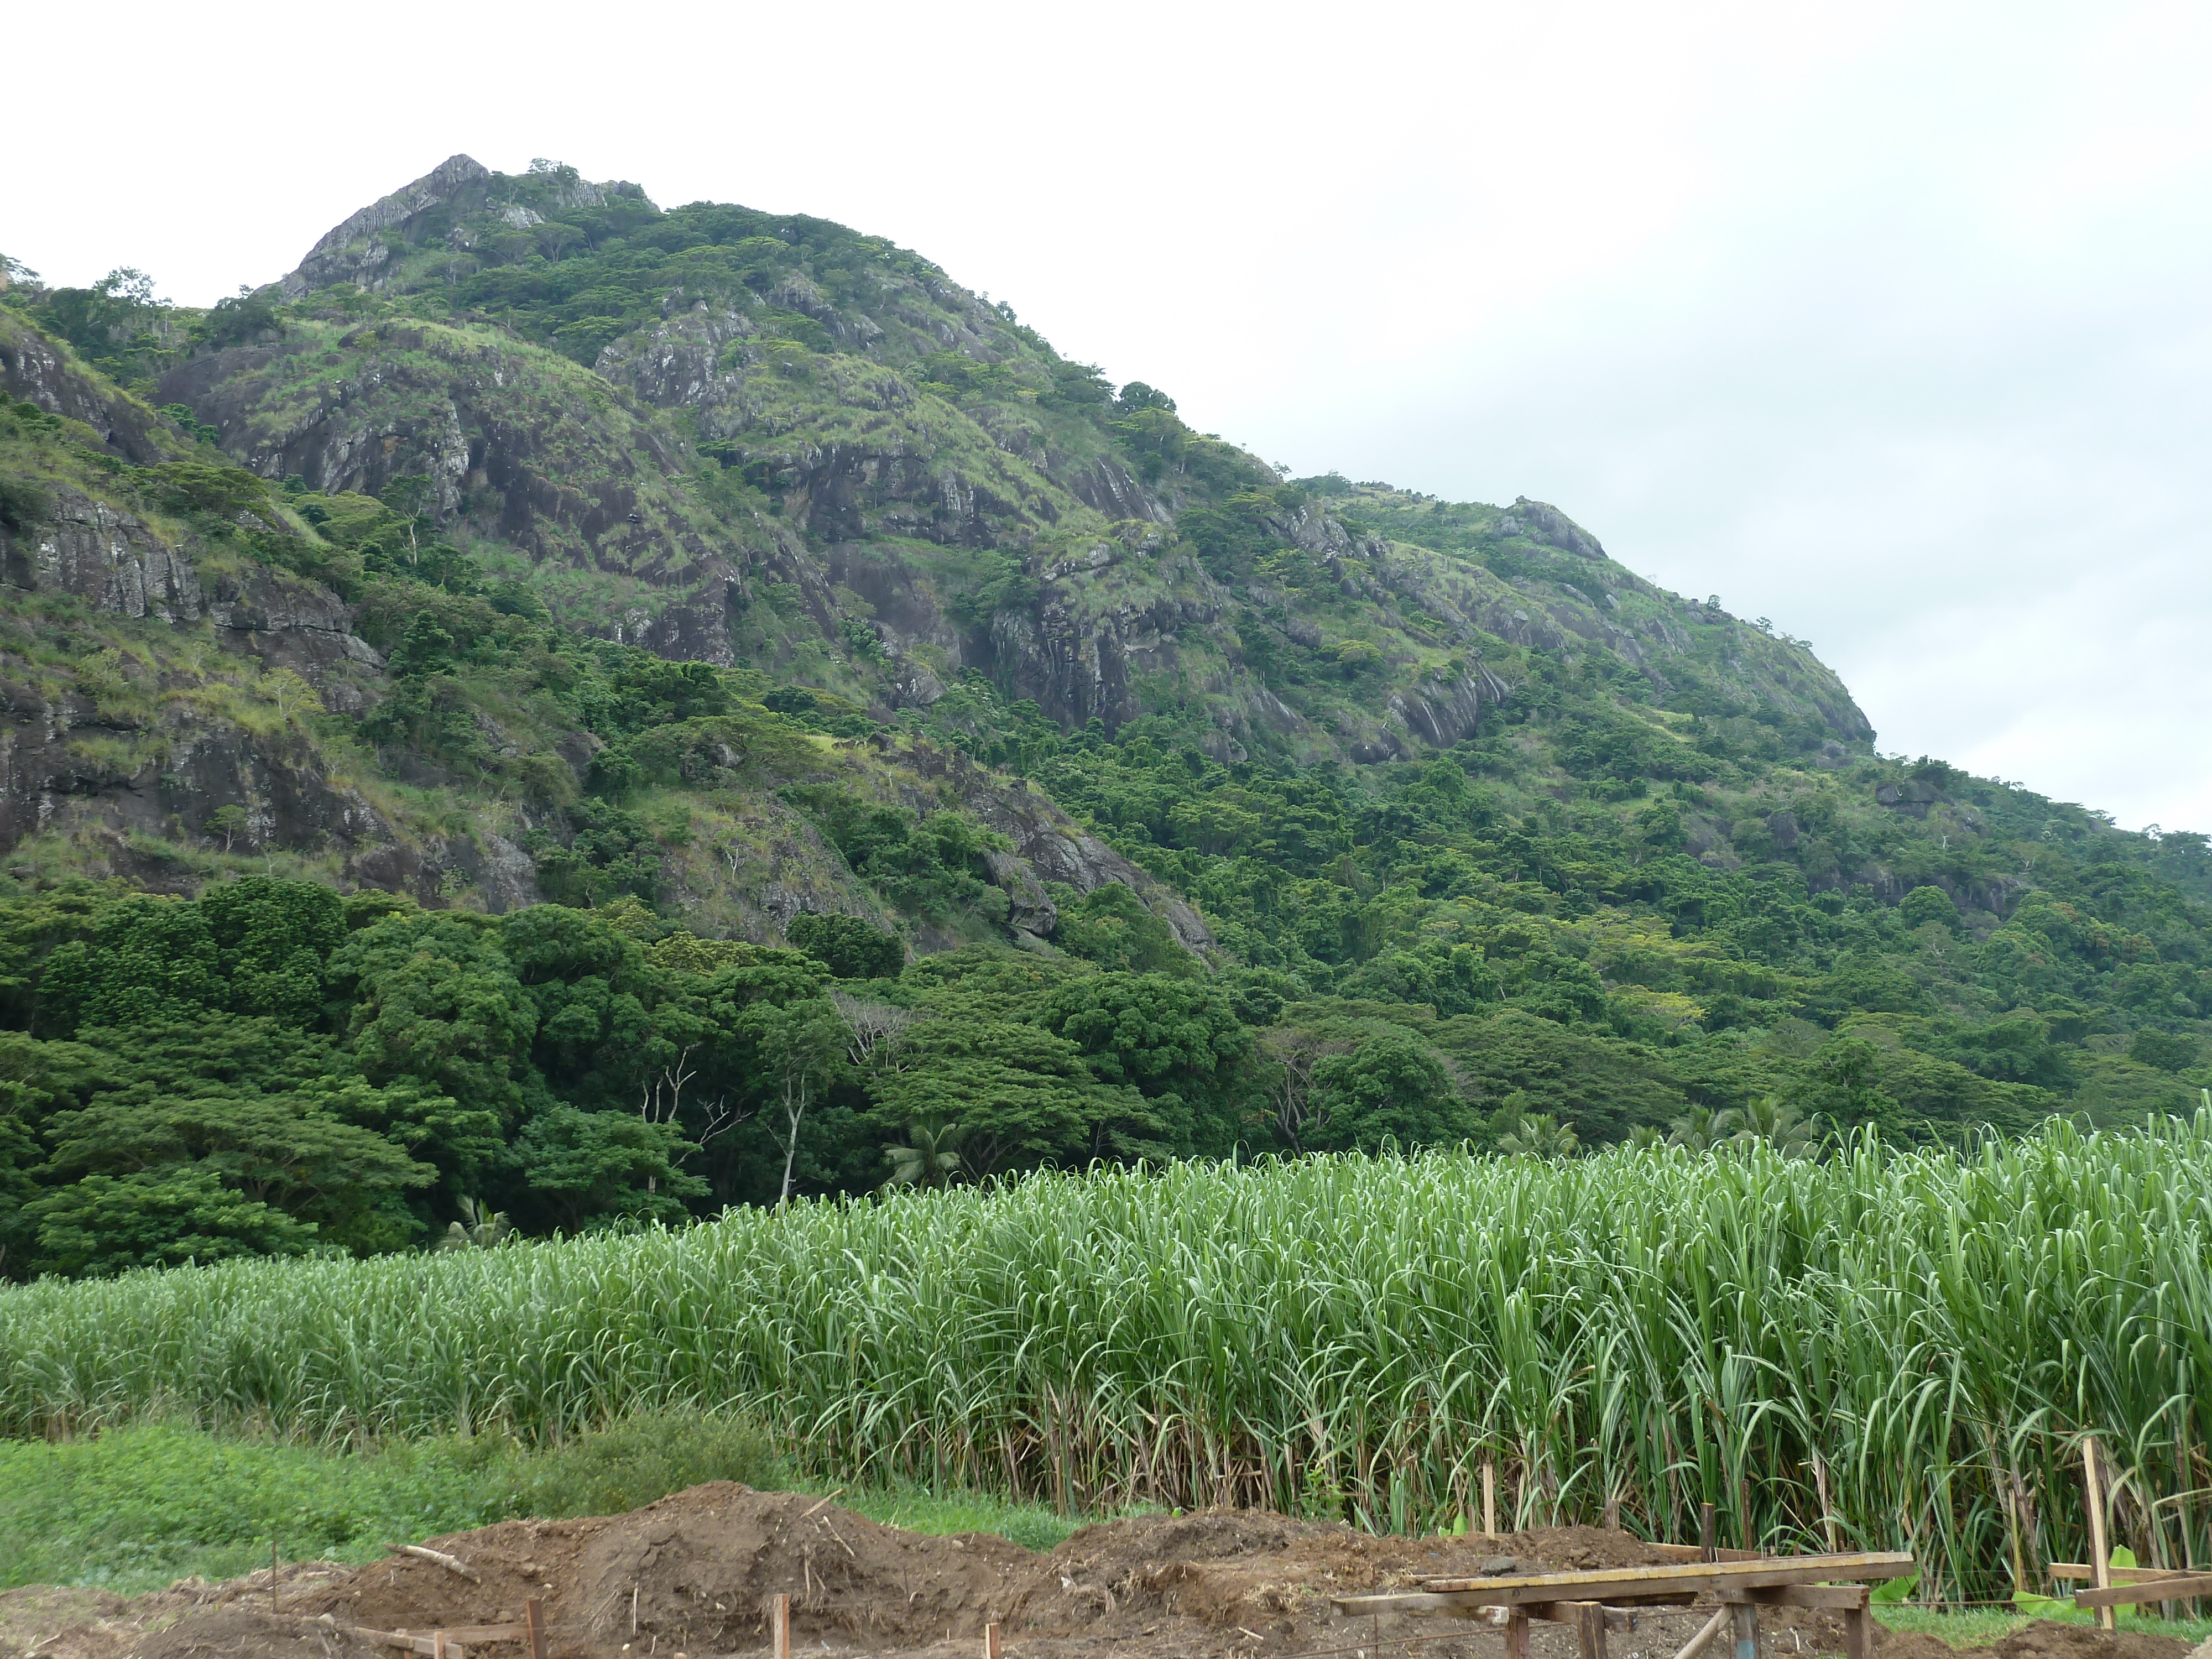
top-left (1505, 1608), bottom-right (1531, 1659)
top-left (1484, 1459), bottom-right (1499, 1537)
top-left (525, 1600), bottom-right (547, 1659)
top-left (2083, 1436), bottom-right (2115, 1631)
top-left (1700, 1504), bottom-right (1718, 1564)
top-left (771, 1593), bottom-right (791, 1659)
top-left (1604, 1493), bottom-right (1621, 1532)
top-left (1729, 1600), bottom-right (1759, 1659)
top-left (1842, 1585), bottom-right (1869, 1659)
top-left (432, 1635), bottom-right (447, 1659)
top-left (983, 1621), bottom-right (1002, 1659)
top-left (1572, 1600), bottom-right (1609, 1659)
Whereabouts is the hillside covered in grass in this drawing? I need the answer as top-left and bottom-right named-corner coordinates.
top-left (0, 156), bottom-right (2206, 1276)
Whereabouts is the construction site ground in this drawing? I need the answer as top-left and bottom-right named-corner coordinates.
top-left (1, 1484), bottom-right (2200, 1659)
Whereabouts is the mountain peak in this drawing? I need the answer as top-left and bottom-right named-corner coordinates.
top-left (282, 155), bottom-right (494, 296)
top-left (278, 155), bottom-right (659, 299)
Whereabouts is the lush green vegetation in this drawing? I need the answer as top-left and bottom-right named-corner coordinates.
top-left (6, 169), bottom-right (2212, 1631)
top-left (6, 1120), bottom-right (2208, 1609)
top-left (0, 1411), bottom-right (1104, 1591)
top-left (0, 169), bottom-right (2206, 1305)
top-left (1, 371), bottom-right (2209, 1274)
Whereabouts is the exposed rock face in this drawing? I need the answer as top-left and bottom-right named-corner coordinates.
top-left (0, 701), bottom-right (389, 868)
top-left (1387, 669), bottom-right (1504, 748)
top-left (279, 155), bottom-right (497, 298)
top-left (155, 326), bottom-right (741, 585)
top-left (1499, 497), bottom-right (1608, 561)
top-left (1065, 456), bottom-right (1169, 523)
top-left (3, 486), bottom-right (201, 620)
top-left (0, 313), bottom-right (179, 464)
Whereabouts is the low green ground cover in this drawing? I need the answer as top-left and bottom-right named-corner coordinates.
top-left (1876, 1606), bottom-right (2212, 1647)
top-left (0, 1415), bottom-right (1098, 1593)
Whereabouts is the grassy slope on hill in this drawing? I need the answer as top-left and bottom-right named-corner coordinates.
top-left (0, 167), bottom-right (2206, 1278)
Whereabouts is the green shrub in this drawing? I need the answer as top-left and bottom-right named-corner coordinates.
top-left (497, 1407), bottom-right (785, 1519)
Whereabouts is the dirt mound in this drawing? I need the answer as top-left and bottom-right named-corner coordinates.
top-left (1990, 1624), bottom-right (2192, 1659)
top-left (0, 1563), bottom-right (348, 1659)
top-left (570, 1485), bottom-right (1030, 1647)
top-left (1005, 1508), bottom-right (1694, 1640)
top-left (14, 1492), bottom-right (2203, 1659)
top-left (287, 1483), bottom-right (1029, 1652)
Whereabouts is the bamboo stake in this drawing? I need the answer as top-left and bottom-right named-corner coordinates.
top-left (1811, 1455), bottom-right (1839, 1554)
top-left (2084, 1436), bottom-right (2115, 1631)
top-left (1673, 1606), bottom-right (1730, 1659)
top-left (398, 1545), bottom-right (481, 1584)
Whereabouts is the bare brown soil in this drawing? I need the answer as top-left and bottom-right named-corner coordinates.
top-left (7, 1487), bottom-right (2199, 1659)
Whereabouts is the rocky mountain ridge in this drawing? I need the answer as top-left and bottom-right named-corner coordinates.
top-left (2, 155), bottom-right (2189, 961)
top-left (3, 158), bottom-right (2208, 1271)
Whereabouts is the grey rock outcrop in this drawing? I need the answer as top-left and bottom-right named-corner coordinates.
top-left (280, 155), bottom-right (496, 298)
top-left (0, 312), bottom-right (180, 465)
top-left (4, 486), bottom-right (201, 620)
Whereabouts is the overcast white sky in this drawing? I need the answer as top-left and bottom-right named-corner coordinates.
top-left (7, 1), bottom-right (2208, 832)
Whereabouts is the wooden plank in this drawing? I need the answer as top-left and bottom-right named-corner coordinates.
top-left (1415, 1552), bottom-right (1917, 1599)
top-left (525, 1601), bottom-right (546, 1659)
top-left (349, 1628), bottom-right (524, 1655)
top-left (2049, 1564), bottom-right (2197, 1583)
top-left (1536, 1603), bottom-right (1641, 1632)
top-left (1334, 1593), bottom-right (1506, 1618)
top-left (2075, 1573), bottom-right (2212, 1608)
top-left (1723, 1587), bottom-right (1868, 1610)
top-left (983, 1621), bottom-right (1003, 1659)
top-left (1329, 1594), bottom-right (1644, 1628)
top-left (2083, 1436), bottom-right (2115, 1632)
top-left (771, 1592), bottom-right (791, 1659)
top-left (1646, 1545), bottom-right (1765, 1564)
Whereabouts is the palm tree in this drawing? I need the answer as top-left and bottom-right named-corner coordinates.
top-left (440, 1195), bottom-right (513, 1250)
top-left (882, 1120), bottom-right (966, 1190)
top-left (1728, 1095), bottom-right (1818, 1158)
top-left (1497, 1113), bottom-right (1580, 1160)
top-left (1668, 1104), bottom-right (1723, 1152)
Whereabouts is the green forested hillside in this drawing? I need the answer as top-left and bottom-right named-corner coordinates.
top-left (0, 157), bottom-right (2205, 1278)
